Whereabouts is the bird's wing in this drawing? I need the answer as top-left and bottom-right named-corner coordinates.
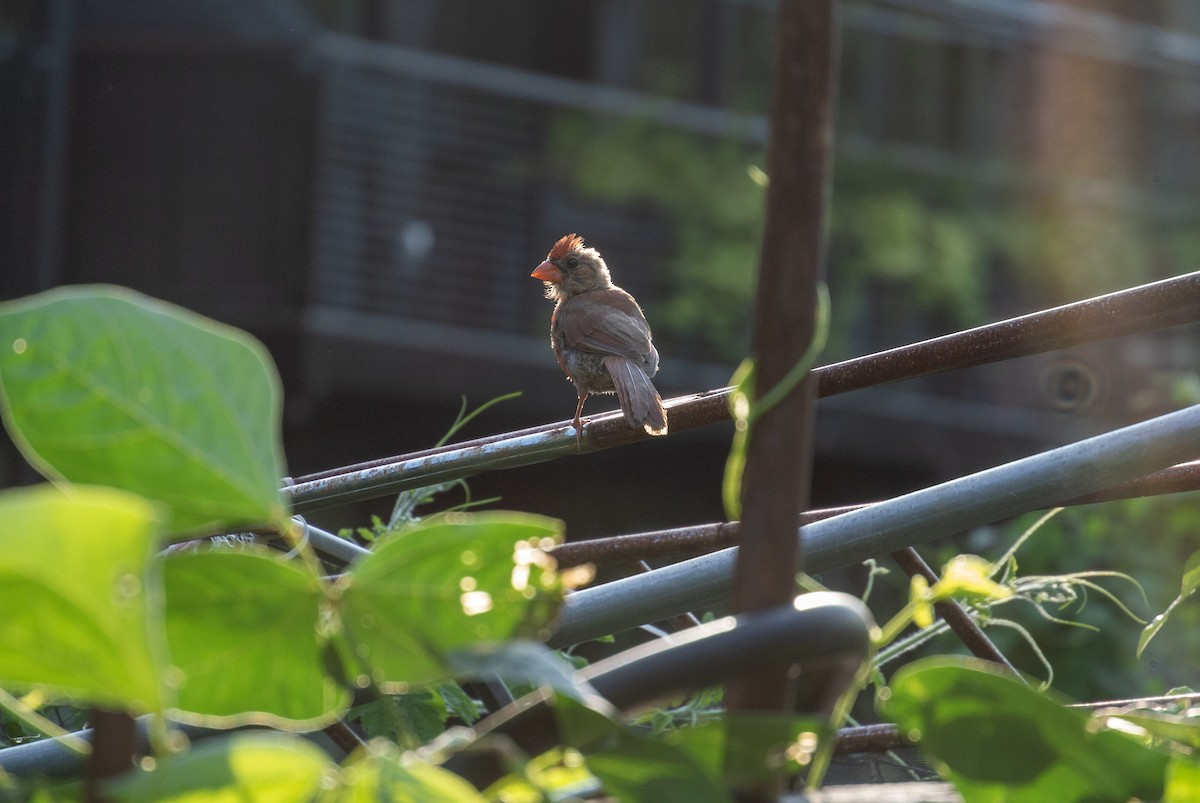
top-left (556, 290), bottom-right (654, 364)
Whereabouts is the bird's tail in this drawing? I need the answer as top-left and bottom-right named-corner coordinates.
top-left (604, 356), bottom-right (668, 435)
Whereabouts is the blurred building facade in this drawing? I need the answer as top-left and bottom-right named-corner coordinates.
top-left (3, 0), bottom-right (1200, 530)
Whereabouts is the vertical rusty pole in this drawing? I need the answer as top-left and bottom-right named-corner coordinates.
top-left (727, 0), bottom-right (837, 716)
top-left (85, 709), bottom-right (136, 801)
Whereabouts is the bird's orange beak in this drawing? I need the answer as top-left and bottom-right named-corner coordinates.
top-left (531, 261), bottom-right (562, 283)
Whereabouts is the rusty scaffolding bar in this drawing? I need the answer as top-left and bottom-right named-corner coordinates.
top-left (548, 459), bottom-right (1200, 568)
top-left (726, 0), bottom-right (836, 727)
top-left (285, 271), bottom-right (1200, 513)
top-left (547, 402), bottom-right (1200, 647)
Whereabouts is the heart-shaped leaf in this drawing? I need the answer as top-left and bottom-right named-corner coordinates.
top-left (881, 657), bottom-right (1167, 802)
top-left (338, 740), bottom-right (488, 802)
top-left (1165, 758), bottom-right (1200, 803)
top-left (338, 513), bottom-right (565, 689)
top-left (0, 484), bottom-right (165, 712)
top-left (554, 695), bottom-right (731, 801)
top-left (105, 732), bottom-right (334, 802)
top-left (0, 286), bottom-right (288, 534)
top-left (1139, 549), bottom-right (1200, 657)
top-left (164, 550), bottom-right (349, 728)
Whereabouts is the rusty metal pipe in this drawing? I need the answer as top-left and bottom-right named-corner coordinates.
top-left (548, 403), bottom-right (1200, 646)
top-left (814, 271), bottom-right (1200, 397)
top-left (550, 508), bottom-right (856, 568)
top-left (548, 459), bottom-right (1200, 569)
top-left (286, 272), bottom-right (1200, 513)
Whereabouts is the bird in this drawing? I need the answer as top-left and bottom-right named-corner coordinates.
top-left (530, 233), bottom-right (668, 437)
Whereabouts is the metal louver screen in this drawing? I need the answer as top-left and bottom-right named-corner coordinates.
top-left (309, 58), bottom-right (544, 336)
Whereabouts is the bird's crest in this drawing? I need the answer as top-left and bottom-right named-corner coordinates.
top-left (548, 233), bottom-right (585, 260)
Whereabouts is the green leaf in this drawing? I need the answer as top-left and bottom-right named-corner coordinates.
top-left (1103, 709), bottom-right (1200, 750)
top-left (722, 713), bottom-right (828, 788)
top-left (661, 719), bottom-right (726, 777)
top-left (447, 640), bottom-right (588, 702)
top-left (164, 550), bottom-right (349, 728)
top-left (108, 732), bottom-right (488, 802)
top-left (338, 513), bottom-right (565, 689)
top-left (483, 747), bottom-right (597, 800)
top-left (660, 713), bottom-right (827, 790)
top-left (881, 657), bottom-right (1167, 802)
top-left (932, 555), bottom-right (1012, 604)
top-left (435, 681), bottom-right (481, 726)
top-left (554, 695), bottom-right (731, 802)
top-left (344, 682), bottom-right (481, 747)
top-left (390, 691), bottom-right (448, 744)
top-left (332, 740), bottom-right (488, 802)
top-left (349, 692), bottom-right (446, 747)
top-left (1092, 690), bottom-right (1200, 752)
top-left (105, 732), bottom-right (333, 802)
top-left (0, 484), bottom-right (165, 712)
top-left (0, 286), bottom-right (288, 534)
top-left (1166, 758), bottom-right (1200, 803)
top-left (1138, 549), bottom-right (1200, 657)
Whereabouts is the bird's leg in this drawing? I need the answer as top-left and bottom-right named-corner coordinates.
top-left (572, 393), bottom-right (588, 444)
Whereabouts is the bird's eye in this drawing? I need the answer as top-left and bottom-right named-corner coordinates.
top-left (566, 257), bottom-right (579, 268)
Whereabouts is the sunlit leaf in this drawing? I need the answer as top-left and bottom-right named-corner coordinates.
top-left (0, 286), bottom-right (288, 534)
top-left (333, 740), bottom-right (487, 802)
top-left (661, 719), bottom-right (725, 777)
top-left (721, 712), bottom-right (828, 788)
top-left (1100, 708), bottom-right (1200, 750)
top-left (483, 747), bottom-right (597, 801)
top-left (164, 550), bottom-right (349, 728)
top-left (881, 657), bottom-right (1167, 802)
top-left (933, 555), bottom-right (1012, 604)
top-left (105, 732), bottom-right (333, 802)
top-left (554, 695), bottom-right (730, 802)
top-left (1165, 758), bottom-right (1200, 803)
top-left (339, 514), bottom-right (564, 688)
top-left (0, 484), bottom-right (164, 712)
top-left (348, 691), bottom-right (446, 746)
top-left (447, 640), bottom-right (589, 701)
top-left (1138, 549), bottom-right (1200, 657)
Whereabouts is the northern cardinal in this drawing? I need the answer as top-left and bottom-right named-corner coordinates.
top-left (531, 234), bottom-right (668, 436)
